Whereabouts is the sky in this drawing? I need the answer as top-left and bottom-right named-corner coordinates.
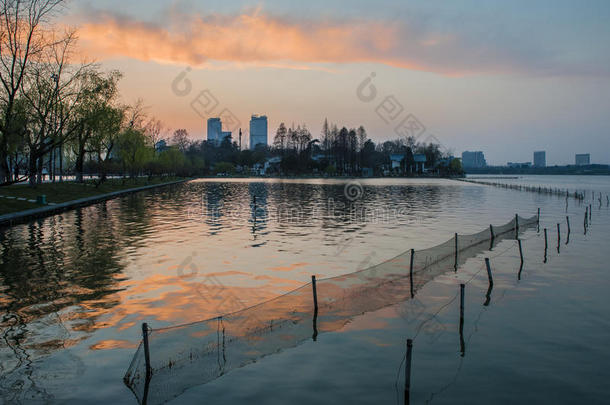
top-left (61, 0), bottom-right (610, 165)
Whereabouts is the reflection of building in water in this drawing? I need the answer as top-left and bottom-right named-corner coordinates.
top-left (249, 182), bottom-right (268, 237)
top-left (202, 183), bottom-right (229, 231)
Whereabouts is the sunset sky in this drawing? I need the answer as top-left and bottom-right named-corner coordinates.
top-left (65, 0), bottom-right (610, 165)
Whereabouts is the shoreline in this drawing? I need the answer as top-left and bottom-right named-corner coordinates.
top-left (0, 179), bottom-right (189, 228)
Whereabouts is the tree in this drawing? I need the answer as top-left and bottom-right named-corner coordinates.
top-left (20, 30), bottom-right (96, 185)
top-left (273, 122), bottom-right (287, 150)
top-left (70, 70), bottom-right (123, 182)
top-left (0, 0), bottom-right (66, 183)
top-left (171, 128), bottom-right (190, 153)
top-left (117, 128), bottom-right (151, 178)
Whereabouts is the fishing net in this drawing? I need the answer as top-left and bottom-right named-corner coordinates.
top-left (124, 214), bottom-right (538, 404)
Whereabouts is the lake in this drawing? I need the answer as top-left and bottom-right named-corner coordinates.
top-left (1, 176), bottom-right (609, 404)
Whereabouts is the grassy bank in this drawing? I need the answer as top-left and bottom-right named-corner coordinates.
top-left (0, 177), bottom-right (187, 215)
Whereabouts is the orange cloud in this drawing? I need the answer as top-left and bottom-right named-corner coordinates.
top-left (76, 11), bottom-right (439, 73)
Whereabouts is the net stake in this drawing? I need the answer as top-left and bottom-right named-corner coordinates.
top-left (518, 239), bottom-right (524, 265)
top-left (584, 210), bottom-right (588, 233)
top-left (409, 249), bottom-right (415, 298)
top-left (142, 322), bottom-right (152, 380)
top-left (454, 233), bottom-right (458, 272)
top-left (405, 339), bottom-right (413, 405)
top-left (485, 258), bottom-right (494, 287)
top-left (311, 275), bottom-right (318, 313)
top-left (311, 275), bottom-right (319, 341)
top-left (459, 284), bottom-right (465, 356)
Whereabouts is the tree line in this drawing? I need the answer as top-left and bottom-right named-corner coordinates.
top-left (185, 120), bottom-right (462, 177)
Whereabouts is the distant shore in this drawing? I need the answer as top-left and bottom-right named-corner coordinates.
top-left (465, 164), bottom-right (610, 176)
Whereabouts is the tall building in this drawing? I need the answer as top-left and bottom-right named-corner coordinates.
top-left (533, 151), bottom-right (546, 167)
top-left (249, 115), bottom-right (268, 149)
top-left (575, 153), bottom-right (590, 166)
top-left (207, 118), bottom-right (233, 145)
top-left (207, 118), bottom-right (222, 145)
top-left (220, 131), bottom-right (232, 144)
top-left (461, 151), bottom-right (487, 168)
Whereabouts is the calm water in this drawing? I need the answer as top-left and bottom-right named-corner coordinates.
top-left (0, 176), bottom-right (609, 404)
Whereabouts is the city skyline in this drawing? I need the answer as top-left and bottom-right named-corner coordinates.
top-left (59, 1), bottom-right (610, 166)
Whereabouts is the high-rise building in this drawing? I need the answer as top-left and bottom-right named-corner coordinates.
top-left (533, 151), bottom-right (546, 167)
top-left (461, 151), bottom-right (487, 168)
top-left (575, 153), bottom-right (590, 166)
top-left (249, 115), bottom-right (268, 149)
top-left (207, 118), bottom-right (222, 145)
top-left (220, 131), bottom-right (232, 143)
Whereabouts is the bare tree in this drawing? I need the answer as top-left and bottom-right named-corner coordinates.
top-left (20, 29), bottom-right (93, 185)
top-left (0, 0), bottom-right (65, 183)
top-left (171, 128), bottom-right (190, 152)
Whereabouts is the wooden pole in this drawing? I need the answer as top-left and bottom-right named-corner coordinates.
top-left (489, 224), bottom-right (494, 240)
top-left (454, 233), bottom-right (458, 271)
top-left (518, 239), bottom-right (524, 265)
top-left (311, 275), bottom-right (318, 341)
top-left (543, 228), bottom-right (548, 263)
top-left (557, 223), bottom-right (561, 253)
top-left (589, 204), bottom-right (592, 221)
top-left (537, 208), bottom-right (540, 224)
top-left (405, 339), bottom-right (413, 405)
top-left (566, 216), bottom-right (571, 234)
top-left (515, 214), bottom-right (519, 236)
top-left (485, 258), bottom-right (493, 287)
top-left (544, 228), bottom-right (548, 250)
top-left (459, 284), bottom-right (465, 356)
top-left (409, 249), bottom-right (415, 298)
top-left (484, 258), bottom-right (493, 306)
top-left (311, 275), bottom-right (318, 311)
top-left (584, 209), bottom-right (588, 231)
top-left (142, 322), bottom-right (151, 379)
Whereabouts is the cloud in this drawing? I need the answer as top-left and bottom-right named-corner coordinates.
top-left (75, 9), bottom-right (609, 76)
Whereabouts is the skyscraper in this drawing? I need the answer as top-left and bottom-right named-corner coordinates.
top-left (533, 151), bottom-right (546, 167)
top-left (249, 115), bottom-right (268, 149)
top-left (461, 151), bottom-right (487, 168)
top-left (207, 118), bottom-right (222, 145)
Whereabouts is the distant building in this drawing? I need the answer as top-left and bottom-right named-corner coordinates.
top-left (507, 162), bottom-right (532, 168)
top-left (533, 151), bottom-right (546, 167)
top-left (575, 153), bottom-right (590, 166)
top-left (207, 118), bottom-right (222, 145)
top-left (207, 118), bottom-right (234, 145)
top-left (390, 154), bottom-right (404, 170)
top-left (361, 167), bottom-right (373, 177)
top-left (249, 115), bottom-right (268, 149)
top-left (461, 151), bottom-right (487, 168)
top-left (221, 131), bottom-right (232, 144)
top-left (413, 154), bottom-right (427, 173)
top-left (154, 139), bottom-right (168, 153)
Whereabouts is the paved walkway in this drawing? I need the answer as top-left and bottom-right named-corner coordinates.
top-left (0, 179), bottom-right (188, 227)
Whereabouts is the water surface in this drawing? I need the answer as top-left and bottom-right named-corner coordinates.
top-left (0, 177), bottom-right (608, 403)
